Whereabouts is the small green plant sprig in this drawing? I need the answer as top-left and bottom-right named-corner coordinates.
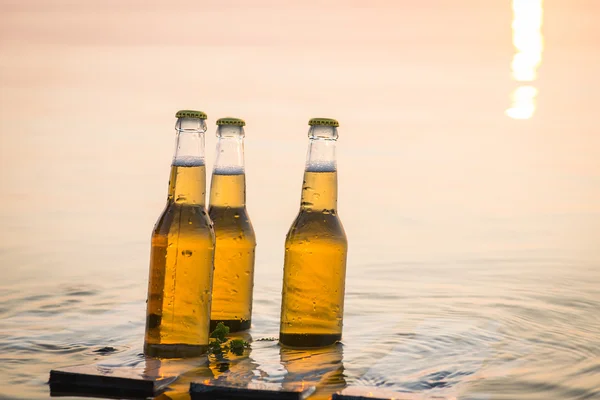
top-left (209, 322), bottom-right (250, 356)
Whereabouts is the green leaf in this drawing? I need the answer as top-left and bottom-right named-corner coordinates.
top-left (210, 322), bottom-right (230, 344)
top-left (228, 339), bottom-right (250, 356)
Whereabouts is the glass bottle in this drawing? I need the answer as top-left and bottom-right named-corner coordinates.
top-left (209, 117), bottom-right (256, 332)
top-left (279, 118), bottom-right (348, 348)
top-left (144, 110), bottom-right (216, 358)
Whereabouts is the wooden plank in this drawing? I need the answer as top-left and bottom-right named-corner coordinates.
top-left (48, 356), bottom-right (204, 399)
top-left (332, 386), bottom-right (408, 400)
top-left (190, 381), bottom-right (316, 400)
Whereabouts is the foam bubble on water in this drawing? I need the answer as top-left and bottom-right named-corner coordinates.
top-left (172, 156), bottom-right (205, 167)
top-left (214, 165), bottom-right (244, 175)
top-left (306, 161), bottom-right (336, 173)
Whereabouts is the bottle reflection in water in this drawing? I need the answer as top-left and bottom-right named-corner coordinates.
top-left (280, 343), bottom-right (346, 399)
top-left (279, 118), bottom-right (348, 348)
top-left (144, 110), bottom-right (216, 358)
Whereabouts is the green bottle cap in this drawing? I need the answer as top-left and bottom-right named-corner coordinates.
top-left (175, 110), bottom-right (207, 119)
top-left (309, 117), bottom-right (339, 127)
top-left (216, 117), bottom-right (246, 127)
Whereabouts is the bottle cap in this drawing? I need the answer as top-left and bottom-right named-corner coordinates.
top-left (309, 118), bottom-right (339, 127)
top-left (216, 117), bottom-right (246, 127)
top-left (176, 110), bottom-right (207, 119)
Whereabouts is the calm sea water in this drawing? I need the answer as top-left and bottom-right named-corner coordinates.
top-left (1, 1), bottom-right (599, 399)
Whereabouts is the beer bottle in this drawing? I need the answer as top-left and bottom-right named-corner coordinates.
top-left (144, 110), bottom-right (216, 358)
top-left (279, 118), bottom-right (348, 348)
top-left (209, 117), bottom-right (256, 332)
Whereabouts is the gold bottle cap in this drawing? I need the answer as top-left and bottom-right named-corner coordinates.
top-left (175, 110), bottom-right (207, 119)
top-left (308, 117), bottom-right (339, 127)
top-left (216, 117), bottom-right (246, 126)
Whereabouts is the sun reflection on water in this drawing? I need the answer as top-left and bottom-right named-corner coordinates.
top-left (506, 0), bottom-right (544, 120)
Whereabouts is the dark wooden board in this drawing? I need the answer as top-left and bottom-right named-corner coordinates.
top-left (49, 364), bottom-right (178, 399)
top-left (190, 381), bottom-right (316, 400)
top-left (332, 386), bottom-right (409, 400)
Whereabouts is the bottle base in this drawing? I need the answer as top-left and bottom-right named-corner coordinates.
top-left (210, 319), bottom-right (251, 333)
top-left (279, 333), bottom-right (341, 348)
top-left (144, 342), bottom-right (208, 358)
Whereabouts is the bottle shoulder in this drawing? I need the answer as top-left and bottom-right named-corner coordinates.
top-left (153, 202), bottom-right (215, 239)
top-left (208, 206), bottom-right (256, 243)
top-left (286, 209), bottom-right (347, 244)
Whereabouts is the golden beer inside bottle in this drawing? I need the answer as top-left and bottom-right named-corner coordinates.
top-left (145, 165), bottom-right (215, 357)
top-left (280, 169), bottom-right (348, 347)
top-left (209, 172), bottom-right (256, 332)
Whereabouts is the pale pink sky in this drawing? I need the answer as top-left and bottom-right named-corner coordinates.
top-left (1, 0), bottom-right (599, 280)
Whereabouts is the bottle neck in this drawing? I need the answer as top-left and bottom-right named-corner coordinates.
top-left (209, 125), bottom-right (246, 208)
top-left (300, 125), bottom-right (338, 211)
top-left (167, 118), bottom-right (207, 206)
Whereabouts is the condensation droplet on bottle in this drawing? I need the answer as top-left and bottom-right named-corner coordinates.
top-left (181, 250), bottom-right (192, 257)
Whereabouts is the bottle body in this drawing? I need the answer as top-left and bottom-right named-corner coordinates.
top-left (279, 120), bottom-right (348, 348)
top-left (144, 113), bottom-right (215, 358)
top-left (209, 120), bottom-right (256, 332)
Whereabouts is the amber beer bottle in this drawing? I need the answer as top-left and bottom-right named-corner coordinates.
top-left (209, 117), bottom-right (256, 332)
top-left (144, 110), bottom-right (216, 358)
top-left (279, 118), bottom-right (348, 348)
